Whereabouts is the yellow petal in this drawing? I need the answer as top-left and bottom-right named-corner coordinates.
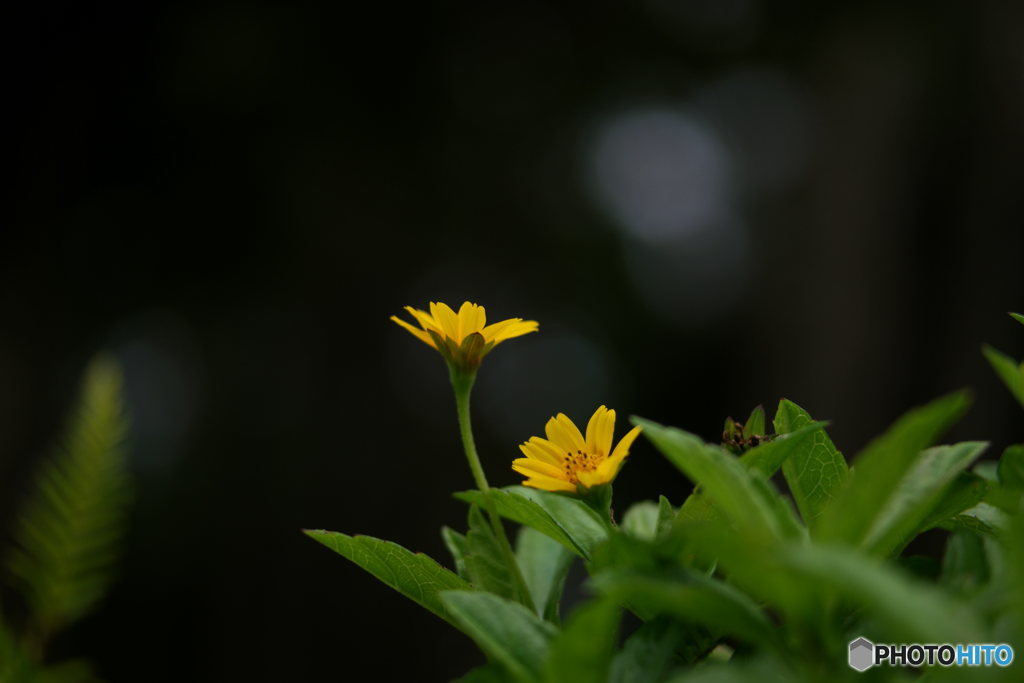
top-left (490, 320), bottom-right (539, 343)
top-left (481, 318), bottom-right (519, 342)
top-left (512, 458), bottom-right (565, 479)
top-left (545, 414), bottom-right (586, 454)
top-left (519, 439), bottom-right (562, 467)
top-left (577, 468), bottom-right (611, 488)
top-left (457, 301), bottom-right (474, 340)
top-left (430, 302), bottom-right (460, 341)
top-left (520, 475), bottom-right (577, 493)
top-left (607, 425), bottom-right (643, 468)
top-left (405, 306), bottom-right (443, 336)
top-left (390, 315), bottom-right (436, 348)
top-left (593, 456), bottom-right (622, 483)
top-left (585, 406), bottom-right (616, 457)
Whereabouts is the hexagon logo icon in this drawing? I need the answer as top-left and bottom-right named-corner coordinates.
top-left (848, 637), bottom-right (874, 672)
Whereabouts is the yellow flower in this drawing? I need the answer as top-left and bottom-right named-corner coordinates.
top-left (391, 301), bottom-right (538, 372)
top-left (513, 406), bottom-right (642, 493)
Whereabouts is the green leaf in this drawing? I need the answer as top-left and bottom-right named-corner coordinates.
top-left (739, 421), bottom-right (829, 478)
top-left (662, 658), bottom-right (793, 683)
top-left (998, 444), bottom-right (1024, 491)
top-left (591, 569), bottom-right (777, 649)
top-left (742, 405), bottom-right (765, 439)
top-left (862, 442), bottom-right (988, 556)
top-left (543, 600), bottom-right (620, 683)
top-left (656, 496), bottom-right (676, 537)
top-left (0, 617), bottom-right (34, 683)
top-left (635, 418), bottom-right (794, 541)
top-left (816, 391), bottom-right (970, 545)
top-left (1011, 312), bottom-right (1024, 327)
top-left (621, 501), bottom-right (660, 541)
top-left (5, 356), bottom-right (132, 641)
top-left (670, 423), bottom-right (825, 533)
top-left (453, 663), bottom-right (515, 683)
top-left (441, 526), bottom-right (469, 578)
top-left (441, 590), bottom-right (556, 683)
top-left (610, 617), bottom-right (712, 682)
top-left (778, 543), bottom-right (983, 643)
top-left (982, 344), bottom-right (1024, 408)
top-left (917, 472), bottom-right (989, 532)
top-left (515, 527), bottom-right (573, 622)
top-left (455, 487), bottom-right (608, 559)
top-left (940, 503), bottom-right (1009, 536)
top-left (772, 400), bottom-right (848, 530)
top-left (464, 505), bottom-right (517, 601)
top-left (304, 531), bottom-right (471, 628)
top-left (36, 660), bottom-right (101, 683)
top-left (940, 530), bottom-right (990, 595)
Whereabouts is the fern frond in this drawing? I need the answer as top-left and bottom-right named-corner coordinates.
top-left (4, 356), bottom-right (132, 642)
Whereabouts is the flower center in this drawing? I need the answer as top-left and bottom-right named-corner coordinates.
top-left (563, 449), bottom-right (602, 484)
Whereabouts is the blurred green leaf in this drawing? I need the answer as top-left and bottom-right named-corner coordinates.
top-left (997, 445), bottom-right (1024, 491)
top-left (464, 505), bottom-right (517, 601)
top-left (622, 501), bottom-right (661, 541)
top-left (304, 531), bottom-right (471, 628)
top-left (543, 599), bottom-right (620, 683)
top-left (5, 356), bottom-right (132, 641)
top-left (636, 418), bottom-right (794, 541)
top-left (742, 405), bottom-right (766, 439)
top-left (36, 660), bottom-right (101, 683)
top-left (516, 527), bottom-right (572, 622)
top-left (453, 663), bottom-right (515, 683)
top-left (591, 569), bottom-right (777, 649)
top-left (0, 616), bottom-right (33, 683)
top-left (772, 400), bottom-right (848, 531)
top-left (918, 472), bottom-right (989, 533)
top-left (662, 658), bottom-right (794, 683)
top-left (672, 422), bottom-right (826, 533)
top-left (941, 531), bottom-right (990, 596)
top-left (778, 543), bottom-right (983, 643)
top-left (940, 503), bottom-right (1010, 536)
top-left (1010, 312), bottom-right (1024, 327)
top-left (740, 421), bottom-right (828, 478)
top-left (656, 496), bottom-right (676, 537)
top-left (441, 526), bottom-right (469, 578)
top-left (455, 487), bottom-right (608, 559)
top-left (816, 391), bottom-right (970, 545)
top-left (610, 617), bottom-right (712, 683)
top-left (440, 590), bottom-right (556, 683)
top-left (863, 441), bottom-right (988, 556)
top-left (982, 344), bottom-right (1024, 409)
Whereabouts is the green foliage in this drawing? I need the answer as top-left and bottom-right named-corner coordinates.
top-left (304, 531), bottom-right (472, 628)
top-left (440, 591), bottom-right (555, 683)
top-left (543, 600), bottom-right (619, 683)
top-left (515, 527), bottom-right (572, 622)
top-left (772, 400), bottom-right (848, 530)
top-left (0, 356), bottom-right (132, 682)
top-left (637, 418), bottom-right (802, 541)
top-left (982, 312), bottom-right (1024, 409)
top-left (815, 391), bottom-right (970, 545)
top-left (455, 487), bottom-right (608, 559)
top-left (983, 344), bottom-right (1024, 408)
top-left (464, 505), bottom-right (519, 601)
top-left (5, 358), bottom-right (132, 641)
top-left (313, 313), bottom-right (1024, 682)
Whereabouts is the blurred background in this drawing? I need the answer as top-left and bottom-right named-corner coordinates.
top-left (3, 0), bottom-right (1023, 679)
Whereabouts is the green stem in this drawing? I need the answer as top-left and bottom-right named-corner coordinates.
top-left (451, 370), bottom-right (535, 612)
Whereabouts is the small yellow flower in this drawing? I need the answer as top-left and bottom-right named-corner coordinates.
top-left (513, 406), bottom-right (642, 493)
top-left (391, 301), bottom-right (538, 372)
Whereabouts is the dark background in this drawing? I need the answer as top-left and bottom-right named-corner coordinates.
top-left (3, 0), bottom-right (1023, 680)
